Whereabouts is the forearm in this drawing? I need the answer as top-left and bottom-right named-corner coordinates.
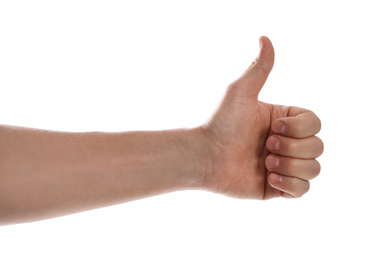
top-left (0, 125), bottom-right (210, 225)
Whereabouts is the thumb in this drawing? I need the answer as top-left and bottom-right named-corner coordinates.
top-left (229, 36), bottom-right (275, 98)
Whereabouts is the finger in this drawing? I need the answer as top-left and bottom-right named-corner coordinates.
top-left (272, 109), bottom-right (321, 138)
top-left (265, 154), bottom-right (321, 180)
top-left (268, 173), bottom-right (310, 198)
top-left (227, 36), bottom-right (275, 98)
top-left (266, 135), bottom-right (324, 159)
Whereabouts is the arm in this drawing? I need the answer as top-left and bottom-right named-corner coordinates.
top-left (0, 36), bottom-right (323, 226)
top-left (0, 126), bottom-right (209, 225)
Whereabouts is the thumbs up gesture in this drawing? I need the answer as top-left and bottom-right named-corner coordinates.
top-left (201, 36), bottom-right (324, 200)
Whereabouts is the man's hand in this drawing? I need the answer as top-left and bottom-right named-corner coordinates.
top-left (201, 36), bottom-right (323, 200)
top-left (0, 36), bottom-right (323, 226)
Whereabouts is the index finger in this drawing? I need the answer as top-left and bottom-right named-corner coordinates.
top-left (272, 107), bottom-right (321, 138)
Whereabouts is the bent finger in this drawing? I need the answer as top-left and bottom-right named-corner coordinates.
top-left (268, 173), bottom-right (310, 198)
top-left (265, 154), bottom-right (321, 180)
top-left (266, 135), bottom-right (324, 159)
top-left (272, 109), bottom-right (321, 138)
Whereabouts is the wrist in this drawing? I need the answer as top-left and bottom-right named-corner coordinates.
top-left (184, 127), bottom-right (213, 190)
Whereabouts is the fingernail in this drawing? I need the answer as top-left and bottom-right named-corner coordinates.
top-left (273, 120), bottom-right (286, 133)
top-left (269, 173), bottom-right (282, 185)
top-left (267, 155), bottom-right (279, 169)
top-left (268, 137), bottom-right (280, 150)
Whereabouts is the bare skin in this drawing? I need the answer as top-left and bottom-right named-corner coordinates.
top-left (202, 36), bottom-right (323, 200)
top-left (0, 36), bottom-right (323, 226)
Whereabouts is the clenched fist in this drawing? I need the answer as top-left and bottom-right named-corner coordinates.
top-left (201, 36), bottom-right (323, 200)
top-left (0, 36), bottom-right (324, 226)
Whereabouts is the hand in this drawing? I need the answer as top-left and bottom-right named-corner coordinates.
top-left (201, 36), bottom-right (323, 200)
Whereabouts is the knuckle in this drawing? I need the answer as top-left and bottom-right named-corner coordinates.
top-left (303, 181), bottom-right (311, 195)
top-left (314, 160), bottom-right (321, 177)
top-left (311, 160), bottom-right (321, 179)
top-left (316, 137), bottom-right (325, 156)
top-left (293, 189), bottom-right (303, 198)
top-left (308, 111), bottom-right (321, 135)
top-left (293, 180), bottom-right (310, 198)
top-left (298, 182), bottom-right (310, 198)
top-left (312, 112), bottom-right (322, 132)
top-left (316, 116), bottom-right (322, 134)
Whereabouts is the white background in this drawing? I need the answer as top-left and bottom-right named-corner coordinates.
top-left (1, 1), bottom-right (389, 259)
